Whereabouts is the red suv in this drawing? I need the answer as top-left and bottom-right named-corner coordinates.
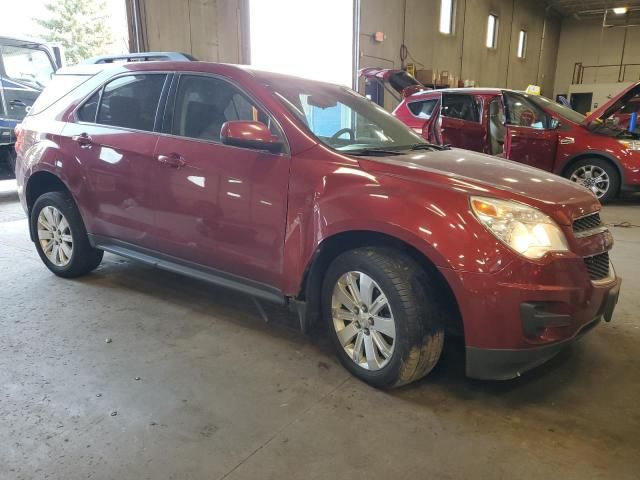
top-left (362, 70), bottom-right (640, 203)
top-left (15, 62), bottom-right (620, 387)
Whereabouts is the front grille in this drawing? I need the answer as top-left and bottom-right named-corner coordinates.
top-left (584, 251), bottom-right (610, 281)
top-left (572, 212), bottom-right (602, 233)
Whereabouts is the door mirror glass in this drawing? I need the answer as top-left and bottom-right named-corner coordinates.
top-left (221, 120), bottom-right (283, 153)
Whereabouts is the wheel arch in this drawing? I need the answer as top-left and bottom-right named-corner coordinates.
top-left (25, 171), bottom-right (72, 241)
top-left (560, 151), bottom-right (624, 183)
top-left (296, 230), bottom-right (464, 336)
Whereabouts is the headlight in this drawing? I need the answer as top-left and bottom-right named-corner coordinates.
top-left (470, 196), bottom-right (569, 259)
top-left (619, 140), bottom-right (640, 151)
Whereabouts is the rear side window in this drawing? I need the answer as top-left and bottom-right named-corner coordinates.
top-left (407, 99), bottom-right (439, 119)
top-left (95, 74), bottom-right (167, 131)
top-left (442, 94), bottom-right (481, 122)
top-left (77, 91), bottom-right (100, 122)
top-left (29, 74), bottom-right (92, 115)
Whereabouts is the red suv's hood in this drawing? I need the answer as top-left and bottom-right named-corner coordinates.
top-left (357, 148), bottom-right (599, 224)
top-left (583, 81), bottom-right (640, 126)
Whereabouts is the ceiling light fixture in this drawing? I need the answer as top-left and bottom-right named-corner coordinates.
top-left (612, 7), bottom-right (628, 14)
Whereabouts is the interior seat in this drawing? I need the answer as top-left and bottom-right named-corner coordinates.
top-left (184, 101), bottom-right (226, 140)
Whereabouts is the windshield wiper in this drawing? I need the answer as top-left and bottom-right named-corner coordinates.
top-left (404, 143), bottom-right (451, 151)
top-left (344, 147), bottom-right (405, 156)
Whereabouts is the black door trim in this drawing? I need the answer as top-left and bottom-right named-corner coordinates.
top-left (88, 234), bottom-right (286, 304)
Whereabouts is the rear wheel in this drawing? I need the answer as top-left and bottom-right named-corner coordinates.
top-left (566, 158), bottom-right (620, 203)
top-left (31, 191), bottom-right (103, 278)
top-left (322, 247), bottom-right (444, 389)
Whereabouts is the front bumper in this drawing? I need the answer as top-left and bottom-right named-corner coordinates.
top-left (466, 277), bottom-right (620, 380)
top-left (440, 253), bottom-right (621, 380)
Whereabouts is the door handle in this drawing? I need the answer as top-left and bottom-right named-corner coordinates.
top-left (157, 153), bottom-right (186, 168)
top-left (71, 133), bottom-right (93, 148)
top-left (9, 99), bottom-right (27, 108)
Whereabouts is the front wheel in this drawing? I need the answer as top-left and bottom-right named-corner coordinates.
top-left (322, 247), bottom-right (444, 389)
top-left (566, 158), bottom-right (620, 203)
top-left (31, 191), bottom-right (103, 278)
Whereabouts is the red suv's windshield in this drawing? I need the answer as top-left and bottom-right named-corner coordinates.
top-left (267, 77), bottom-right (425, 152)
top-left (529, 94), bottom-right (587, 125)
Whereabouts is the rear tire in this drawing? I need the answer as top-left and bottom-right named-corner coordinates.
top-left (565, 158), bottom-right (620, 204)
top-left (322, 247), bottom-right (444, 389)
top-left (31, 191), bottom-right (103, 278)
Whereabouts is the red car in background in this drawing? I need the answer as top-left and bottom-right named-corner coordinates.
top-left (361, 70), bottom-right (640, 203)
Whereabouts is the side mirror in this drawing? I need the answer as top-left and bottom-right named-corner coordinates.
top-left (220, 121), bottom-right (283, 153)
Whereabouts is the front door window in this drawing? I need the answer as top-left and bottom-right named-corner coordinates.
top-left (504, 92), bottom-right (549, 129)
top-left (168, 74), bottom-right (284, 143)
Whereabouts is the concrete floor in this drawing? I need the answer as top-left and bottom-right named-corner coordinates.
top-left (1, 179), bottom-right (639, 479)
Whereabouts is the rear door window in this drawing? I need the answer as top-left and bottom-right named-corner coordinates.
top-left (407, 99), bottom-right (439, 119)
top-left (442, 94), bottom-right (481, 122)
top-left (95, 74), bottom-right (167, 131)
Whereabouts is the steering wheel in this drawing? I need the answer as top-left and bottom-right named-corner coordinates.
top-left (330, 128), bottom-right (355, 141)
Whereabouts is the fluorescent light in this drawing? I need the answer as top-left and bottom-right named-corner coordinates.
top-left (613, 7), bottom-right (628, 14)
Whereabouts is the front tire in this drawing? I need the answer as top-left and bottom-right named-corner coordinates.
top-left (322, 247), bottom-right (444, 389)
top-left (31, 191), bottom-right (103, 278)
top-left (566, 158), bottom-right (620, 203)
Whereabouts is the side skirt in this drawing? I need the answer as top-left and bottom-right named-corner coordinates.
top-left (88, 234), bottom-right (287, 305)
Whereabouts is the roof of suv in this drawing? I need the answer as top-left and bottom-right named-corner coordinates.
top-left (56, 61), bottom-right (340, 87)
top-left (408, 87), bottom-right (517, 100)
top-left (82, 51), bottom-right (197, 64)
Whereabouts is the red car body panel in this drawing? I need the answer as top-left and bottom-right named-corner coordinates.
top-left (15, 62), bottom-right (621, 380)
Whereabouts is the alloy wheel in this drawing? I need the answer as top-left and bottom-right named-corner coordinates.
top-left (570, 164), bottom-right (610, 198)
top-left (331, 271), bottom-right (396, 371)
top-left (37, 206), bottom-right (73, 267)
